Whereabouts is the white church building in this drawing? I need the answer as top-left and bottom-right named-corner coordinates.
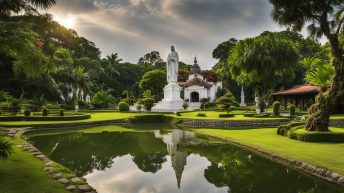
top-left (178, 57), bottom-right (222, 109)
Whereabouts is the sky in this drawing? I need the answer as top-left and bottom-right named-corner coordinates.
top-left (48, 0), bottom-right (284, 69)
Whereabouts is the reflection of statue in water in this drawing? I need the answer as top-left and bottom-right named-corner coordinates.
top-left (167, 46), bottom-right (179, 83)
top-left (154, 129), bottom-right (195, 189)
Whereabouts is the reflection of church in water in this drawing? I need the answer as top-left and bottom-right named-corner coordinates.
top-left (154, 130), bottom-right (195, 189)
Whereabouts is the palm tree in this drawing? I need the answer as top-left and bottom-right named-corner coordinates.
top-left (305, 64), bottom-right (334, 91)
top-left (0, 0), bottom-right (56, 16)
top-left (106, 53), bottom-right (122, 77)
top-left (300, 57), bottom-right (324, 71)
top-left (270, 0), bottom-right (344, 131)
top-left (73, 66), bottom-right (90, 99)
top-left (0, 139), bottom-right (12, 160)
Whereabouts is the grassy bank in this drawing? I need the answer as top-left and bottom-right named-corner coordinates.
top-left (192, 127), bottom-right (344, 175)
top-left (0, 134), bottom-right (68, 193)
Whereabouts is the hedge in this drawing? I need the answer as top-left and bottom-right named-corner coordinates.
top-left (129, 115), bottom-right (172, 123)
top-left (293, 131), bottom-right (344, 143)
top-left (0, 114), bottom-right (91, 121)
top-left (219, 114), bottom-right (234, 118)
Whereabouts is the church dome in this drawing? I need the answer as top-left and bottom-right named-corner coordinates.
top-left (190, 56), bottom-right (201, 74)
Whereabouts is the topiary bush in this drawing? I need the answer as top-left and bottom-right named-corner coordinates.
top-left (243, 113), bottom-right (255, 117)
top-left (197, 113), bottom-right (206, 117)
top-left (118, 102), bottom-right (130, 112)
top-left (142, 98), bottom-right (155, 112)
top-left (59, 109), bottom-right (64, 117)
top-left (272, 101), bottom-right (281, 116)
top-left (289, 103), bottom-right (296, 116)
top-left (24, 109), bottom-right (31, 117)
top-left (42, 108), bottom-right (48, 116)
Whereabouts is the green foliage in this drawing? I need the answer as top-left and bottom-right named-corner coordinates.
top-left (118, 102), bottom-right (130, 112)
top-left (215, 92), bottom-right (239, 113)
top-left (197, 113), bottom-right (206, 117)
top-left (92, 90), bottom-right (115, 109)
top-left (293, 132), bottom-right (344, 143)
top-left (200, 98), bottom-right (210, 110)
top-left (42, 108), bottom-right (48, 116)
top-left (24, 109), bottom-right (31, 116)
top-left (141, 98), bottom-right (155, 112)
top-left (139, 70), bottom-right (167, 100)
top-left (219, 114), bottom-right (234, 118)
top-left (182, 101), bottom-right (189, 110)
top-left (288, 104), bottom-right (296, 116)
top-left (0, 139), bottom-right (12, 160)
top-left (229, 32), bottom-right (299, 97)
top-left (305, 63), bottom-right (334, 90)
top-left (138, 51), bottom-right (163, 65)
top-left (136, 102), bottom-right (143, 112)
top-left (272, 101), bottom-right (281, 116)
top-left (59, 109), bottom-right (64, 117)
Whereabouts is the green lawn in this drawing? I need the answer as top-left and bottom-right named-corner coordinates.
top-left (0, 112), bottom-right (140, 126)
top-left (330, 114), bottom-right (344, 119)
top-left (193, 127), bottom-right (344, 175)
top-left (0, 136), bottom-right (68, 193)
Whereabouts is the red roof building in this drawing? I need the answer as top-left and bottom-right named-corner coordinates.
top-left (272, 85), bottom-right (321, 109)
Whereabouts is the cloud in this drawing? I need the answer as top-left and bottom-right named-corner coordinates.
top-left (49, 0), bottom-right (282, 69)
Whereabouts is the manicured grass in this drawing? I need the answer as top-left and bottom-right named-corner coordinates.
top-left (176, 111), bottom-right (288, 120)
top-left (193, 127), bottom-right (344, 175)
top-left (330, 114), bottom-right (344, 120)
top-left (0, 112), bottom-right (140, 126)
top-left (0, 135), bottom-right (68, 193)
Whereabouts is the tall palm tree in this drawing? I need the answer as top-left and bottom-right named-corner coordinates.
top-left (0, 139), bottom-right (12, 160)
top-left (106, 53), bottom-right (122, 77)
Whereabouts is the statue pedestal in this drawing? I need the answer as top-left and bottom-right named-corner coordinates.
top-left (152, 83), bottom-right (183, 112)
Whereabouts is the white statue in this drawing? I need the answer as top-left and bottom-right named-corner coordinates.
top-left (167, 46), bottom-right (179, 83)
top-left (240, 85), bottom-right (246, 107)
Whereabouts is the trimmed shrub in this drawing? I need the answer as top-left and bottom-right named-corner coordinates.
top-left (129, 115), bottom-right (171, 123)
top-left (142, 98), bottom-right (155, 112)
top-left (289, 104), bottom-right (296, 116)
top-left (219, 114), bottom-right (234, 118)
top-left (42, 108), bottom-right (48, 116)
top-left (176, 112), bottom-right (181, 116)
top-left (197, 113), bottom-right (206, 117)
top-left (254, 113), bottom-right (270, 118)
top-left (59, 109), bottom-right (64, 117)
top-left (118, 102), bottom-right (130, 112)
top-left (272, 101), bottom-right (281, 116)
top-left (24, 109), bottom-right (31, 117)
top-left (243, 113), bottom-right (255, 117)
top-left (294, 132), bottom-right (344, 143)
top-left (182, 101), bottom-right (189, 110)
top-left (277, 124), bottom-right (291, 136)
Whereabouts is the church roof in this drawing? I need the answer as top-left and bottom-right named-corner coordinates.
top-left (178, 77), bottom-right (212, 88)
top-left (190, 56), bottom-right (201, 74)
top-left (272, 85), bottom-right (321, 96)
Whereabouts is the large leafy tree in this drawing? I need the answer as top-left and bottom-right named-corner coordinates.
top-left (0, 0), bottom-right (55, 17)
top-left (138, 51), bottom-right (163, 66)
top-left (139, 70), bottom-right (167, 100)
top-left (270, 0), bottom-right (344, 131)
top-left (229, 32), bottom-right (299, 101)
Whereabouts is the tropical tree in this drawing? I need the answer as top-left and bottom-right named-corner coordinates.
top-left (138, 51), bottom-right (163, 66)
top-left (139, 70), bottom-right (167, 100)
top-left (305, 64), bottom-right (334, 90)
top-left (0, 0), bottom-right (56, 17)
top-left (270, 0), bottom-right (344, 131)
top-left (0, 139), bottom-right (13, 160)
top-left (215, 91), bottom-right (239, 113)
top-left (229, 32), bottom-right (299, 102)
top-left (106, 53), bottom-right (122, 77)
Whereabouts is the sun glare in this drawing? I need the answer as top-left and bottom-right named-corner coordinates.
top-left (53, 15), bottom-right (76, 28)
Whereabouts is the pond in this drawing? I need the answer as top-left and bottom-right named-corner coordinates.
top-left (28, 124), bottom-right (343, 193)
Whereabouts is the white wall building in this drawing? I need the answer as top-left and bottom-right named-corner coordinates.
top-left (178, 57), bottom-right (222, 109)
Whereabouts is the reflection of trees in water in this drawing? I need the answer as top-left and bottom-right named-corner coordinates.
top-left (30, 132), bottom-right (168, 175)
top-left (184, 144), bottom-right (343, 193)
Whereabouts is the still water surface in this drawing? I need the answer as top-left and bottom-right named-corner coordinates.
top-left (29, 124), bottom-right (344, 193)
